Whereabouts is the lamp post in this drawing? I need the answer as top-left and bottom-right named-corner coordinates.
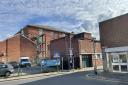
top-left (93, 38), bottom-right (97, 75)
top-left (69, 32), bottom-right (74, 70)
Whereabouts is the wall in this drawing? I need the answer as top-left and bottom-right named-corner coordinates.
top-left (0, 35), bottom-right (20, 62)
top-left (100, 14), bottom-right (128, 48)
top-left (21, 26), bottom-right (68, 58)
top-left (20, 35), bottom-right (37, 63)
top-left (50, 33), bottom-right (102, 68)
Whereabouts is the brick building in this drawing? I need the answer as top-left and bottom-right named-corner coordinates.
top-left (0, 34), bottom-right (36, 63)
top-left (50, 32), bottom-right (102, 69)
top-left (0, 25), bottom-right (69, 63)
top-left (99, 13), bottom-right (128, 73)
top-left (17, 25), bottom-right (69, 59)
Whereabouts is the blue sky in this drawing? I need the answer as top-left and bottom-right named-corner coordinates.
top-left (0, 0), bottom-right (128, 40)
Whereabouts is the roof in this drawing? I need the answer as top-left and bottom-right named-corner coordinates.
top-left (99, 13), bottom-right (128, 24)
top-left (51, 32), bottom-right (99, 43)
top-left (24, 24), bottom-right (70, 34)
top-left (0, 34), bottom-right (35, 44)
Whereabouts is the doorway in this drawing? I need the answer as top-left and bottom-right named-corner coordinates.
top-left (82, 54), bottom-right (93, 68)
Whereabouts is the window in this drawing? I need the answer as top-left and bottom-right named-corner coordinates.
top-left (121, 65), bottom-right (127, 72)
top-left (112, 55), bottom-right (119, 63)
top-left (119, 54), bottom-right (127, 63)
top-left (113, 65), bottom-right (119, 71)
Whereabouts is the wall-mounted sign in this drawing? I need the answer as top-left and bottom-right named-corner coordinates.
top-left (54, 53), bottom-right (60, 58)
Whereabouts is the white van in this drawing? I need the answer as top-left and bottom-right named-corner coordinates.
top-left (19, 57), bottom-right (31, 67)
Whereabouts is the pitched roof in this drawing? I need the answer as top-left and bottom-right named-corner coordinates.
top-left (25, 24), bottom-right (70, 34)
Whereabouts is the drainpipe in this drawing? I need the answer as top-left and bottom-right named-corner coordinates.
top-left (6, 39), bottom-right (8, 63)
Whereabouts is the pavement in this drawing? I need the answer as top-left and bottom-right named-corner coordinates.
top-left (0, 70), bottom-right (121, 85)
top-left (86, 70), bottom-right (128, 83)
top-left (0, 66), bottom-right (103, 82)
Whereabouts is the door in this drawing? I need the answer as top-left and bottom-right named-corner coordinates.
top-left (82, 55), bottom-right (92, 68)
top-left (82, 56), bottom-right (86, 68)
top-left (111, 52), bottom-right (128, 73)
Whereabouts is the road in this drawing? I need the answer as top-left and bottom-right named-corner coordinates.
top-left (0, 71), bottom-right (127, 85)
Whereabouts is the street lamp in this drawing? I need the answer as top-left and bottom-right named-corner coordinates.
top-left (69, 32), bottom-right (74, 70)
top-left (92, 38), bottom-right (97, 75)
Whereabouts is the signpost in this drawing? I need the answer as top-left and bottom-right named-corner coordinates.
top-left (54, 52), bottom-right (60, 71)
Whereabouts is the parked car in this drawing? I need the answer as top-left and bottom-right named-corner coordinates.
top-left (19, 57), bottom-right (31, 67)
top-left (40, 59), bottom-right (60, 72)
top-left (8, 61), bottom-right (19, 68)
top-left (0, 64), bottom-right (14, 77)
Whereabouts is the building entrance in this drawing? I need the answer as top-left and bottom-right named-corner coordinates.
top-left (82, 54), bottom-right (93, 68)
top-left (111, 52), bottom-right (128, 73)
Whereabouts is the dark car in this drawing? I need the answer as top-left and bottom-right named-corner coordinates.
top-left (0, 64), bottom-right (14, 77)
top-left (8, 61), bottom-right (19, 68)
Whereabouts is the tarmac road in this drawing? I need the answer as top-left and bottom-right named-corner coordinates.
top-left (0, 71), bottom-right (127, 85)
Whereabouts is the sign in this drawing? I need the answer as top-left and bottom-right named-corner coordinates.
top-left (69, 49), bottom-right (73, 56)
top-left (54, 53), bottom-right (60, 58)
top-left (41, 59), bottom-right (60, 66)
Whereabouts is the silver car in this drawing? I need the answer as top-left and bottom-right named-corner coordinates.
top-left (0, 64), bottom-right (14, 77)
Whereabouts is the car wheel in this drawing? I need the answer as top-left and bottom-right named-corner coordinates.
top-left (5, 72), bottom-right (11, 77)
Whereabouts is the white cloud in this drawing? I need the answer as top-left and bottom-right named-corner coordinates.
top-left (0, 0), bottom-right (128, 40)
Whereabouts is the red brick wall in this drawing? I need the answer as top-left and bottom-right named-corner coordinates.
top-left (50, 37), bottom-right (67, 58)
top-left (0, 35), bottom-right (37, 63)
top-left (99, 13), bottom-right (128, 48)
top-left (50, 36), bottom-right (80, 58)
top-left (0, 35), bottom-right (20, 62)
top-left (78, 39), bottom-right (101, 53)
top-left (20, 35), bottom-right (36, 63)
top-left (0, 41), bottom-right (6, 62)
top-left (21, 26), bottom-right (68, 58)
top-left (92, 59), bottom-right (102, 66)
top-left (50, 34), bottom-right (102, 68)
top-left (51, 35), bottom-right (102, 57)
top-left (79, 39), bottom-right (93, 53)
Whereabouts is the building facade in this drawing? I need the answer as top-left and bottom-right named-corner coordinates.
top-left (50, 32), bottom-right (102, 69)
top-left (0, 34), bottom-right (36, 63)
top-left (99, 13), bottom-right (128, 73)
top-left (17, 25), bottom-right (69, 59)
top-left (0, 25), bottom-right (69, 63)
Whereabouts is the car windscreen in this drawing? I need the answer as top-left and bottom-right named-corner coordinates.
top-left (21, 59), bottom-right (29, 62)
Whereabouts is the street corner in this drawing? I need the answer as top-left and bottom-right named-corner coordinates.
top-left (85, 73), bottom-right (128, 84)
top-left (85, 73), bottom-right (104, 80)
